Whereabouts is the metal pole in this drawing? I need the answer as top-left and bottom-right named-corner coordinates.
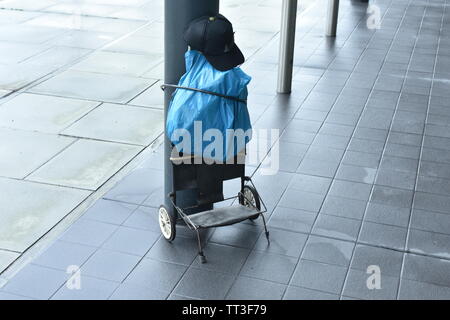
top-left (325, 0), bottom-right (339, 37)
top-left (164, 0), bottom-right (219, 214)
top-left (277, 0), bottom-right (298, 94)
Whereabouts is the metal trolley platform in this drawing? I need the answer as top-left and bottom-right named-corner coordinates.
top-left (158, 152), bottom-right (270, 263)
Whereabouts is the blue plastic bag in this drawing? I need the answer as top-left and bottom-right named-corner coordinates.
top-left (166, 50), bottom-right (252, 162)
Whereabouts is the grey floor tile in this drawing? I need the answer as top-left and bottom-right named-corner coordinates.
top-left (0, 250), bottom-right (19, 274)
top-left (384, 143), bottom-right (421, 159)
top-left (253, 228), bottom-right (307, 257)
top-left (304, 146), bottom-right (345, 163)
top-left (146, 235), bottom-right (200, 266)
top-left (82, 199), bottom-right (137, 225)
top-left (370, 185), bottom-right (413, 208)
top-left (279, 188), bottom-right (325, 213)
top-left (290, 259), bottom-right (347, 295)
top-left (29, 70), bottom-right (155, 104)
top-left (296, 158), bottom-right (339, 178)
top-left (280, 130), bottom-right (316, 145)
top-left (51, 276), bottom-right (119, 300)
top-left (359, 221), bottom-right (407, 251)
top-left (0, 128), bottom-right (75, 179)
top-left (320, 196), bottom-right (367, 220)
top-left (28, 139), bottom-right (142, 190)
top-left (283, 286), bottom-right (339, 300)
top-left (60, 218), bottom-right (118, 247)
top-left (407, 229), bottom-right (450, 259)
top-left (302, 235), bottom-right (354, 267)
top-left (101, 226), bottom-right (160, 256)
top-left (342, 151), bottom-right (381, 169)
top-left (268, 206), bottom-right (316, 233)
top-left (209, 223), bottom-right (261, 249)
top-left (328, 180), bottom-right (372, 201)
top-left (70, 51), bottom-right (161, 77)
top-left (350, 244), bottom-right (403, 278)
top-left (0, 291), bottom-right (33, 300)
top-left (403, 254), bottom-right (450, 288)
top-left (289, 173), bottom-right (332, 195)
top-left (191, 243), bottom-right (250, 275)
top-left (343, 268), bottom-right (399, 300)
top-left (419, 160), bottom-right (450, 180)
top-left (226, 276), bottom-right (286, 300)
top-left (417, 175), bottom-right (450, 196)
top-left (410, 209), bottom-right (450, 235)
top-left (174, 267), bottom-right (235, 300)
top-left (312, 133), bottom-right (350, 150)
top-left (128, 80), bottom-right (163, 108)
top-left (32, 240), bottom-right (96, 271)
top-left (379, 156), bottom-right (418, 173)
top-left (0, 178), bottom-right (91, 252)
top-left (122, 205), bottom-right (162, 232)
top-left (62, 103), bottom-right (163, 146)
top-left (125, 258), bottom-right (186, 292)
top-left (81, 249), bottom-right (141, 282)
top-left (0, 93), bottom-right (99, 134)
top-left (413, 192), bottom-right (450, 215)
top-left (312, 214), bottom-right (361, 241)
top-left (109, 283), bottom-right (168, 300)
top-left (104, 167), bottom-right (163, 205)
top-left (375, 168), bottom-right (417, 190)
top-left (295, 109), bottom-right (328, 122)
top-left (364, 202), bottom-right (411, 228)
top-left (240, 251), bottom-right (297, 284)
top-left (388, 132), bottom-right (422, 147)
top-left (399, 279), bottom-right (450, 300)
top-left (353, 127), bottom-right (388, 142)
top-left (336, 164), bottom-right (377, 184)
top-left (2, 264), bottom-right (67, 300)
top-left (319, 123), bottom-right (354, 137)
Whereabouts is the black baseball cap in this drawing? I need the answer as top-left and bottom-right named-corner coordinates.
top-left (184, 14), bottom-right (245, 71)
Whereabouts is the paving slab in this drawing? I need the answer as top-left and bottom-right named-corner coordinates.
top-left (24, 46), bottom-right (92, 69)
top-left (27, 139), bottom-right (143, 190)
top-left (0, 128), bottom-right (75, 179)
top-left (29, 70), bottom-right (156, 103)
top-left (1, 264), bottom-right (67, 300)
top-left (0, 250), bottom-right (20, 274)
top-left (0, 93), bottom-right (100, 134)
top-left (0, 178), bottom-right (90, 252)
top-left (51, 275), bottom-right (119, 300)
top-left (61, 103), bottom-right (163, 146)
top-left (128, 80), bottom-right (163, 108)
top-left (0, 62), bottom-right (52, 91)
top-left (70, 51), bottom-right (162, 77)
top-left (0, 41), bottom-right (48, 64)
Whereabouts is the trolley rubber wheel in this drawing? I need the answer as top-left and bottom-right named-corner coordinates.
top-left (158, 205), bottom-right (176, 241)
top-left (239, 185), bottom-right (261, 221)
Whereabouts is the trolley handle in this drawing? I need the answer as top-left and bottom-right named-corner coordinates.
top-left (161, 83), bottom-right (247, 104)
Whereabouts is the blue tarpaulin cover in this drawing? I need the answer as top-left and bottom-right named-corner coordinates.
top-left (166, 50), bottom-right (252, 162)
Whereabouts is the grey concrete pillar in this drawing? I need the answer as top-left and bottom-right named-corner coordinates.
top-left (164, 0), bottom-right (219, 214)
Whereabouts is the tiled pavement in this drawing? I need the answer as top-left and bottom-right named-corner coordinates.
top-left (0, 0), bottom-right (313, 274)
top-left (2, 0), bottom-right (450, 300)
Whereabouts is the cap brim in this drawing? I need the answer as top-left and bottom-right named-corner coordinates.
top-left (204, 44), bottom-right (245, 71)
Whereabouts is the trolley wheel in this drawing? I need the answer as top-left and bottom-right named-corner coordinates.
top-left (158, 205), bottom-right (176, 241)
top-left (239, 185), bottom-right (261, 221)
